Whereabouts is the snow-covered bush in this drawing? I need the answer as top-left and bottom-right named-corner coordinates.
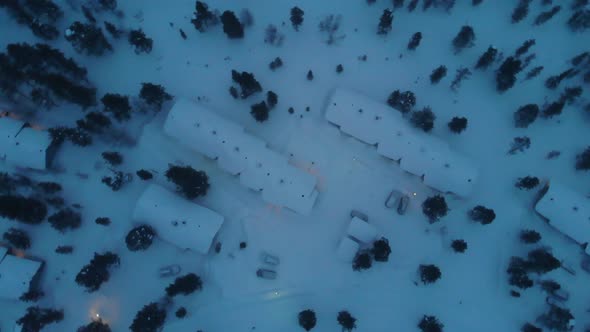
top-left (419, 264), bottom-right (441, 284)
top-left (468, 205), bottom-right (496, 225)
top-left (448, 116), bottom-right (467, 133)
top-left (48, 208), bottom-right (81, 232)
top-left (418, 315), bottom-right (444, 332)
top-left (165, 165), bottom-right (210, 199)
top-left (451, 239), bottom-right (467, 253)
top-left (387, 90), bottom-right (416, 114)
top-left (125, 225), bottom-right (156, 251)
top-left (337, 311), bottom-right (357, 331)
top-left (165, 273), bottom-right (203, 297)
top-left (421, 195), bottom-right (448, 223)
top-left (410, 107), bottom-right (436, 132)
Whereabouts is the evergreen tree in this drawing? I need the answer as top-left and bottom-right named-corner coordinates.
top-left (568, 9), bottom-right (590, 32)
top-left (520, 230), bottom-right (541, 244)
top-left (377, 9), bottom-right (393, 35)
top-left (515, 39), bottom-right (535, 58)
top-left (191, 1), bottom-right (218, 32)
top-left (407, 32), bottom-right (422, 50)
top-left (430, 65), bottom-right (447, 84)
top-left (269, 57), bottom-right (283, 71)
top-left (298, 309), bottom-right (317, 331)
top-left (165, 273), bottom-right (203, 297)
top-left (353, 251), bottom-right (372, 271)
top-left (101, 93), bottom-right (132, 121)
top-left (48, 208), bottom-right (81, 232)
top-left (387, 90), bottom-right (416, 114)
top-left (419, 264), bottom-right (441, 284)
top-left (410, 107), bottom-right (436, 132)
top-left (418, 315), bottom-right (444, 332)
top-left (408, 0), bottom-right (419, 12)
top-left (570, 51), bottom-right (589, 66)
top-left (450, 67), bottom-right (472, 91)
top-left (527, 248), bottom-right (560, 274)
top-left (393, 0), bottom-right (405, 10)
top-left (452, 25), bottom-right (475, 53)
top-left (65, 22), bottom-right (113, 56)
top-left (126, 225), bottom-right (155, 251)
top-left (16, 306), bottom-right (64, 332)
top-left (533, 5), bottom-right (561, 25)
top-left (0, 195), bottom-right (47, 224)
top-left (102, 151), bottom-right (123, 166)
top-left (537, 305), bottom-right (574, 332)
top-left (95, 217), bottom-right (111, 226)
top-left (561, 86), bottom-right (582, 105)
top-left (576, 146), bottom-right (590, 170)
top-left (76, 112), bottom-right (112, 133)
top-left (75, 252), bottom-right (120, 292)
top-left (541, 100), bottom-right (565, 118)
top-left (104, 21), bottom-right (122, 39)
top-left (130, 303), bottom-right (167, 332)
top-left (221, 11), bottom-right (243, 39)
top-left (307, 70), bottom-right (314, 80)
top-left (507, 257), bottom-right (533, 289)
top-left (128, 29), bottom-right (153, 54)
top-left (136, 169), bottom-right (153, 180)
top-left (540, 280), bottom-right (561, 293)
top-left (421, 195), bottom-right (448, 223)
top-left (231, 70), bottom-right (262, 99)
top-left (496, 56), bottom-right (522, 92)
top-left (290, 6), bottom-right (304, 31)
top-left (37, 181), bottom-right (62, 194)
top-left (266, 91), bottom-right (278, 109)
top-left (515, 176), bottom-right (539, 190)
top-left (175, 307), bottom-right (187, 318)
top-left (512, 0), bottom-right (531, 23)
top-left (475, 46), bottom-right (497, 70)
top-left (524, 66), bottom-right (543, 81)
top-left (337, 311), bottom-right (357, 331)
top-left (77, 320), bottom-right (112, 332)
top-left (513, 104), bottom-right (539, 128)
top-left (545, 69), bottom-right (575, 90)
top-left (448, 116), bottom-right (467, 133)
top-left (139, 83), bottom-right (172, 111)
top-left (251, 101), bottom-right (270, 122)
top-left (3, 228), bottom-right (31, 249)
top-left (508, 136), bottom-right (531, 155)
top-left (468, 205), bottom-right (496, 225)
top-left (371, 237), bottom-right (391, 262)
top-left (165, 165), bottom-right (210, 199)
top-left (451, 239), bottom-right (467, 253)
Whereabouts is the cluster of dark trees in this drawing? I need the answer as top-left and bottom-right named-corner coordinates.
top-left (16, 306), bottom-right (64, 332)
top-left (297, 309), bottom-right (357, 331)
top-left (165, 273), bottom-right (202, 297)
top-left (0, 0), bottom-right (63, 40)
top-left (48, 207), bottom-right (82, 232)
top-left (130, 302), bottom-right (167, 332)
top-left (75, 251), bottom-right (120, 292)
top-left (190, 1), bottom-right (246, 39)
top-left (507, 248), bottom-right (560, 289)
top-left (165, 165), bottom-right (210, 199)
top-left (352, 236), bottom-right (392, 271)
top-left (0, 194), bottom-right (47, 224)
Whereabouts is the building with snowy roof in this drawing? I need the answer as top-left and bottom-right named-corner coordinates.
top-left (132, 184), bottom-right (225, 254)
top-left (534, 181), bottom-right (590, 255)
top-left (325, 89), bottom-right (478, 197)
top-left (0, 112), bottom-right (58, 170)
top-left (0, 247), bottom-right (43, 301)
top-left (163, 99), bottom-right (319, 215)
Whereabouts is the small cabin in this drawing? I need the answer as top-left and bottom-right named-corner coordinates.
top-left (132, 184), bottom-right (225, 254)
top-left (0, 112), bottom-right (58, 170)
top-left (0, 247), bottom-right (43, 301)
top-left (534, 181), bottom-right (590, 255)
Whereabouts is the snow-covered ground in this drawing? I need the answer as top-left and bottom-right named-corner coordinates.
top-left (1, 0), bottom-right (589, 331)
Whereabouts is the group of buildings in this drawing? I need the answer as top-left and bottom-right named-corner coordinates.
top-left (0, 90), bottom-right (588, 303)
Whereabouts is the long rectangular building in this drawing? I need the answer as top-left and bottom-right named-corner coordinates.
top-left (325, 89), bottom-right (478, 197)
top-left (163, 99), bottom-right (319, 215)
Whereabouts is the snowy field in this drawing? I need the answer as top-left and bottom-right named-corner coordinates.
top-left (1, 0), bottom-right (589, 331)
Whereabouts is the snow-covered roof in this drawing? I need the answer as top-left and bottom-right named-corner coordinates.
top-left (0, 115), bottom-right (51, 170)
top-left (0, 252), bottom-right (42, 300)
top-left (535, 181), bottom-right (590, 247)
top-left (347, 217), bottom-right (378, 244)
top-left (325, 89), bottom-right (478, 197)
top-left (336, 237), bottom-right (360, 262)
top-left (164, 99), bottom-right (318, 215)
top-left (132, 184), bottom-right (224, 254)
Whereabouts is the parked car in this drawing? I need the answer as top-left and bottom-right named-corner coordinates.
top-left (581, 256), bottom-right (590, 274)
top-left (260, 251), bottom-right (280, 266)
top-left (385, 190), bottom-right (410, 215)
top-left (350, 210), bottom-right (368, 222)
top-left (158, 264), bottom-right (181, 278)
top-left (256, 268), bottom-right (277, 280)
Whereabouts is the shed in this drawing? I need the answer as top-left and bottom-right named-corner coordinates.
top-left (347, 217), bottom-right (378, 244)
top-left (0, 114), bottom-right (57, 170)
top-left (336, 237), bottom-right (360, 263)
top-left (534, 181), bottom-right (590, 249)
top-left (0, 249), bottom-right (43, 300)
top-left (132, 184), bottom-right (225, 254)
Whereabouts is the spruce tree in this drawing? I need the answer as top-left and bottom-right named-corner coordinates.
top-left (290, 6), bottom-right (304, 31)
top-left (221, 11), bottom-right (243, 39)
top-left (377, 9), bottom-right (393, 35)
